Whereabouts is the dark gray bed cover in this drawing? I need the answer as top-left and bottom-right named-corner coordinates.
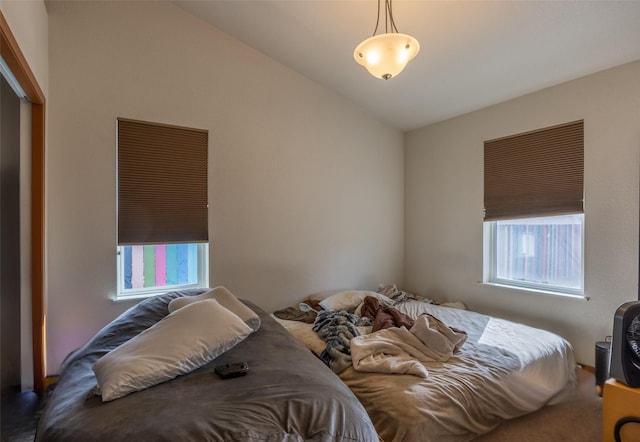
top-left (35, 289), bottom-right (378, 442)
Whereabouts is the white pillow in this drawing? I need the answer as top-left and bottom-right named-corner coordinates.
top-left (304, 289), bottom-right (345, 301)
top-left (318, 290), bottom-right (391, 312)
top-left (168, 286), bottom-right (261, 331)
top-left (93, 299), bottom-right (252, 402)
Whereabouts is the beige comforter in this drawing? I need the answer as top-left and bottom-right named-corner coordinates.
top-left (276, 301), bottom-right (577, 442)
top-left (350, 314), bottom-right (467, 378)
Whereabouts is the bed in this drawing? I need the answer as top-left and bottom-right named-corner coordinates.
top-left (35, 288), bottom-right (379, 442)
top-left (275, 290), bottom-right (578, 442)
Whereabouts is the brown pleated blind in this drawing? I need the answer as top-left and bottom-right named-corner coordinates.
top-left (484, 120), bottom-right (584, 221)
top-left (117, 118), bottom-right (208, 245)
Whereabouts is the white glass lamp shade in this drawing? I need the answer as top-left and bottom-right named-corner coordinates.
top-left (354, 33), bottom-right (420, 80)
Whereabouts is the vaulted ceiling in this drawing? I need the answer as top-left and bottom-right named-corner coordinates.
top-left (173, 1), bottom-right (640, 131)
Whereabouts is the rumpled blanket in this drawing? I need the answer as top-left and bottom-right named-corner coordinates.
top-left (312, 311), bottom-right (370, 373)
top-left (273, 300), bottom-right (323, 324)
top-left (299, 299), bottom-right (323, 312)
top-left (350, 313), bottom-right (467, 377)
top-left (272, 306), bottom-right (317, 324)
top-left (360, 295), bottom-right (415, 332)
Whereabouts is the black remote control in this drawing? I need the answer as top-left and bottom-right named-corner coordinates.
top-left (214, 362), bottom-right (249, 379)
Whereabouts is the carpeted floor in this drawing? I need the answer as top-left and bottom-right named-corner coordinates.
top-left (475, 367), bottom-right (601, 441)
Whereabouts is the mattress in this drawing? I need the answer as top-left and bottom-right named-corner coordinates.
top-left (276, 300), bottom-right (577, 442)
top-left (36, 289), bottom-right (379, 442)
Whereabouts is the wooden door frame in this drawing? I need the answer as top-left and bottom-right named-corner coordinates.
top-left (0, 10), bottom-right (46, 395)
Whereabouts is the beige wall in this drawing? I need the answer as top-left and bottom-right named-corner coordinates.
top-left (0, 0), bottom-right (48, 97)
top-left (13, 0), bottom-right (635, 373)
top-left (46, 1), bottom-right (404, 374)
top-left (405, 60), bottom-right (640, 366)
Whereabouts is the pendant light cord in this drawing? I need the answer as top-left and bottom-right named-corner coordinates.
top-left (387, 0), bottom-right (399, 33)
top-left (373, 0), bottom-right (381, 35)
top-left (372, 0), bottom-right (399, 36)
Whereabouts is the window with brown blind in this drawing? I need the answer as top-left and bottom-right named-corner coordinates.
top-left (483, 120), bottom-right (585, 297)
top-left (484, 120), bottom-right (584, 221)
top-left (116, 118), bottom-right (209, 298)
top-left (117, 118), bottom-right (209, 245)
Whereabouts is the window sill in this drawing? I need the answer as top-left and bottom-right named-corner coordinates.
top-left (111, 292), bottom-right (164, 303)
top-left (479, 282), bottom-right (589, 301)
top-left (113, 283), bottom-right (208, 302)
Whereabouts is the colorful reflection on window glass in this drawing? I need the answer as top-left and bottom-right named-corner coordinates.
top-left (122, 243), bottom-right (198, 289)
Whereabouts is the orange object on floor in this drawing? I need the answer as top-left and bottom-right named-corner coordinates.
top-left (603, 378), bottom-right (640, 441)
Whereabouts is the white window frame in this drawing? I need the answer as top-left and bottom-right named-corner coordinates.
top-left (115, 243), bottom-right (209, 301)
top-left (483, 214), bottom-right (585, 298)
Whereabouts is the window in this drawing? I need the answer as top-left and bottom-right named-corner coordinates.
top-left (486, 214), bottom-right (584, 295)
top-left (117, 243), bottom-right (208, 298)
top-left (116, 118), bottom-right (209, 299)
top-left (483, 121), bottom-right (584, 297)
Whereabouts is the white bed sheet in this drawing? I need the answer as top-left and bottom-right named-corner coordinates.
top-left (275, 301), bottom-right (577, 442)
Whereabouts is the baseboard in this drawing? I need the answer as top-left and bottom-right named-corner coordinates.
top-left (43, 376), bottom-right (59, 390)
top-left (578, 363), bottom-right (595, 373)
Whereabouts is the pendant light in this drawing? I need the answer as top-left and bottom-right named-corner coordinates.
top-left (354, 0), bottom-right (419, 80)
